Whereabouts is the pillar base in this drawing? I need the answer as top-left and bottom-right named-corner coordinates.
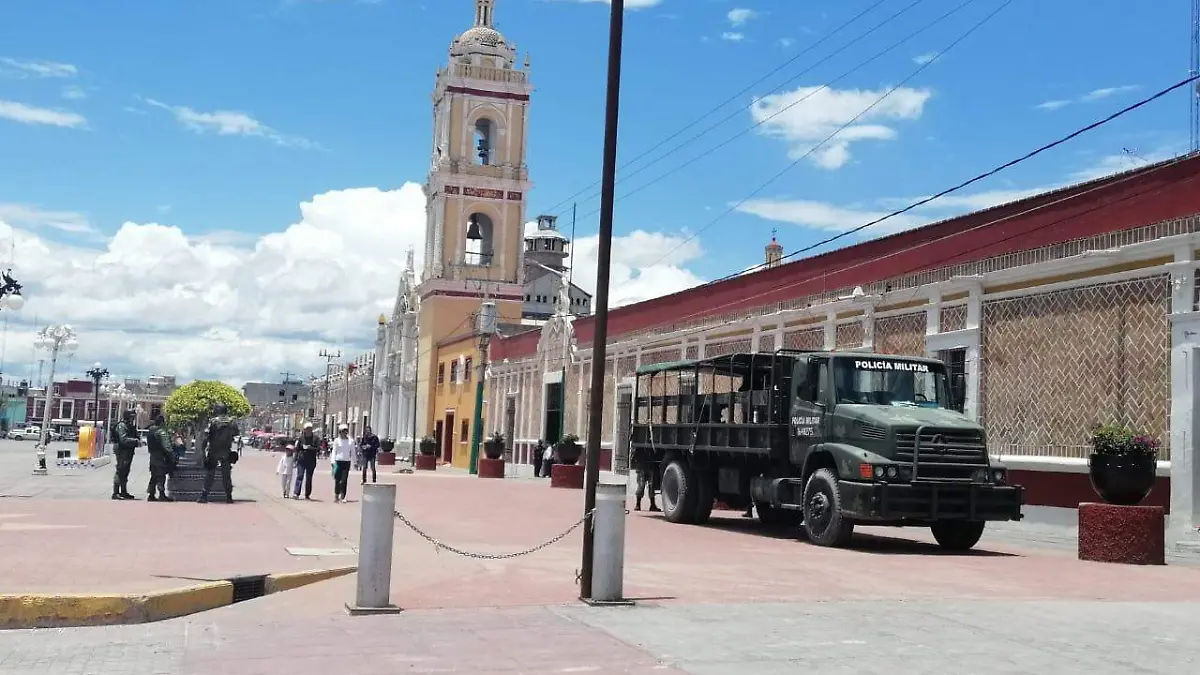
top-left (345, 602), bottom-right (403, 616)
top-left (1078, 502), bottom-right (1166, 565)
top-left (415, 454), bottom-right (438, 471)
top-left (478, 457), bottom-right (505, 479)
top-left (551, 463), bottom-right (584, 489)
top-left (377, 452), bottom-right (396, 466)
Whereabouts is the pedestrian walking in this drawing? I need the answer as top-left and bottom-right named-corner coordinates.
top-left (294, 423), bottom-right (320, 499)
top-left (541, 442), bottom-right (555, 478)
top-left (111, 409), bottom-right (139, 500)
top-left (359, 425), bottom-right (380, 484)
top-left (330, 424), bottom-right (354, 503)
top-left (634, 458), bottom-right (660, 512)
top-left (278, 445), bottom-right (296, 498)
top-left (146, 414), bottom-right (175, 502)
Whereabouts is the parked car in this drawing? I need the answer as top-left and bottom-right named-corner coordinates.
top-left (7, 426), bottom-right (38, 441)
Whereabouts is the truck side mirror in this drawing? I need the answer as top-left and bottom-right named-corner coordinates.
top-left (951, 374), bottom-right (966, 411)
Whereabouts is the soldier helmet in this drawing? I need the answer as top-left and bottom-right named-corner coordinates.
top-left (212, 402), bottom-right (228, 416)
top-left (154, 414), bottom-right (166, 426)
top-left (122, 408), bottom-right (136, 418)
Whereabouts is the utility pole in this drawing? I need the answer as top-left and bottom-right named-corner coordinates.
top-left (580, 0), bottom-right (625, 602)
top-left (318, 348), bottom-right (341, 437)
top-left (345, 361), bottom-right (358, 436)
top-left (468, 301), bottom-right (498, 475)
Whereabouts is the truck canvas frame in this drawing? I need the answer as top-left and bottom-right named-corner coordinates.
top-left (629, 349), bottom-right (1024, 551)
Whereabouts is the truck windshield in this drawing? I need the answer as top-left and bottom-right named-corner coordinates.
top-left (832, 358), bottom-right (950, 408)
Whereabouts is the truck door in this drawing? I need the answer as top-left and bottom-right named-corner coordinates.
top-left (790, 357), bottom-right (828, 464)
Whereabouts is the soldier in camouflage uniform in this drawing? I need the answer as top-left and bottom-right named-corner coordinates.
top-left (146, 414), bottom-right (175, 502)
top-left (199, 402), bottom-right (238, 504)
top-left (111, 409), bottom-right (140, 500)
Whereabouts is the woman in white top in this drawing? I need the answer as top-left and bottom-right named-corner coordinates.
top-left (330, 424), bottom-right (355, 503)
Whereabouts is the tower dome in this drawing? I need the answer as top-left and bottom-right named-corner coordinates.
top-left (765, 229), bottom-right (784, 268)
top-left (450, 0), bottom-right (514, 60)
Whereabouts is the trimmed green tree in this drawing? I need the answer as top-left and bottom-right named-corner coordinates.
top-left (163, 380), bottom-right (251, 431)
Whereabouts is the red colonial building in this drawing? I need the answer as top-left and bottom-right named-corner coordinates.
top-left (487, 153), bottom-right (1200, 534)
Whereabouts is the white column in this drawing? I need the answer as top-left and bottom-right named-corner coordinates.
top-left (824, 311), bottom-right (837, 350)
top-left (926, 290), bottom-right (942, 337)
top-left (861, 306), bottom-right (875, 351)
top-left (964, 284), bottom-right (983, 421)
top-left (751, 326), bottom-right (761, 354)
top-left (696, 335), bottom-right (707, 359)
top-left (575, 361), bottom-right (585, 436)
top-left (1170, 246), bottom-right (1200, 540)
top-left (773, 324), bottom-right (785, 351)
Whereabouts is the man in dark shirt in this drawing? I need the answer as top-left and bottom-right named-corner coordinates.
top-left (359, 425), bottom-right (380, 484)
top-left (111, 409), bottom-right (139, 500)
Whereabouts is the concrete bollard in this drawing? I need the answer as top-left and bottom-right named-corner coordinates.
top-left (345, 483), bottom-right (402, 615)
top-left (590, 481), bottom-right (632, 604)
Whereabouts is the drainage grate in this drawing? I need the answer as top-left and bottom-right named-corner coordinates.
top-left (227, 574), bottom-right (268, 603)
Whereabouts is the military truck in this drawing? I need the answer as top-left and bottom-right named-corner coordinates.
top-left (629, 350), bottom-right (1023, 551)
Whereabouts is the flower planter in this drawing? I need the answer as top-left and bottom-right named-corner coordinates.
top-left (381, 439), bottom-right (396, 452)
top-left (555, 441), bottom-right (582, 466)
top-left (1088, 452), bottom-right (1156, 505)
top-left (419, 438), bottom-right (438, 457)
top-left (483, 439), bottom-right (505, 460)
top-left (378, 451), bottom-right (396, 466)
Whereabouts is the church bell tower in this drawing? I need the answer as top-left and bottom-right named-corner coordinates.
top-left (416, 0), bottom-right (533, 436)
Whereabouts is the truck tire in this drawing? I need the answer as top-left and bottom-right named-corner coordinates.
top-left (692, 471), bottom-right (715, 525)
top-left (930, 521), bottom-right (985, 551)
top-left (756, 503), bottom-right (803, 528)
top-left (661, 459), bottom-right (699, 524)
top-left (801, 468), bottom-right (854, 547)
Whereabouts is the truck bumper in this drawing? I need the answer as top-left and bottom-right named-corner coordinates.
top-left (838, 480), bottom-right (1024, 522)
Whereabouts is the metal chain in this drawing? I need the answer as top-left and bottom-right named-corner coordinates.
top-left (393, 508), bottom-right (594, 560)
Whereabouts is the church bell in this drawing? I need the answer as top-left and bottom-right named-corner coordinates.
top-left (466, 215), bottom-right (482, 240)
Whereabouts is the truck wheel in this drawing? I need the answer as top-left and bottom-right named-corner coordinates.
top-left (756, 503), bottom-right (803, 528)
top-left (661, 459), bottom-right (699, 524)
top-left (692, 471), bottom-right (715, 525)
top-left (930, 521), bottom-right (985, 551)
top-left (801, 469), bottom-right (854, 547)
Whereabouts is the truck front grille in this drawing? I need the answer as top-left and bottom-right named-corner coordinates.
top-left (895, 428), bottom-right (987, 480)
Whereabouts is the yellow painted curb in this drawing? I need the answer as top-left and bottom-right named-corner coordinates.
top-left (0, 581), bottom-right (233, 630)
top-left (0, 565), bottom-right (356, 629)
top-left (264, 565), bottom-right (357, 594)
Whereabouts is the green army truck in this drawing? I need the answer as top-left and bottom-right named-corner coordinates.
top-left (629, 350), bottom-right (1023, 551)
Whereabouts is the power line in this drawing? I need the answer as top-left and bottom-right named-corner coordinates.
top-left (545, 0), bottom-right (932, 218)
top-left (536, 0), bottom-right (900, 216)
top-left (714, 71), bottom-right (1200, 285)
top-left (633, 154), bottom-right (1197, 346)
top-left (586, 0), bottom-right (1011, 294)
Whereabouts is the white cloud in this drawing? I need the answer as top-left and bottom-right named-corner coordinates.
top-left (0, 204), bottom-right (95, 235)
top-left (728, 8), bottom-right (757, 26)
top-left (1035, 85), bottom-right (1140, 111)
top-left (143, 98), bottom-right (319, 149)
top-left (61, 85), bottom-right (87, 100)
top-left (0, 100), bottom-right (87, 128)
top-left (0, 184), bottom-right (426, 384)
top-left (721, 32), bottom-right (745, 42)
top-left (778, 37), bottom-right (794, 48)
top-left (566, 229), bottom-right (706, 307)
top-left (750, 85), bottom-right (932, 169)
top-left (912, 52), bottom-right (939, 65)
top-left (0, 57), bottom-right (77, 78)
top-left (735, 150), bottom-right (1178, 240)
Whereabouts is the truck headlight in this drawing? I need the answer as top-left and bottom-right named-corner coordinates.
top-left (873, 465), bottom-right (885, 478)
top-left (885, 466), bottom-right (898, 479)
top-left (991, 468), bottom-right (1006, 484)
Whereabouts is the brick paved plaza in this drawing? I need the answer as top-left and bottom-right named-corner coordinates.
top-left (3, 439), bottom-right (1200, 673)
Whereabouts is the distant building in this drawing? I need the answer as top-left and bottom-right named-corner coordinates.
top-left (243, 381), bottom-right (310, 410)
top-left (25, 374), bottom-right (178, 431)
top-left (522, 214), bottom-right (592, 321)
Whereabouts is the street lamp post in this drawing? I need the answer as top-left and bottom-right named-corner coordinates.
top-left (33, 325), bottom-right (78, 474)
top-left (86, 363), bottom-right (109, 457)
top-left (319, 348), bottom-right (341, 437)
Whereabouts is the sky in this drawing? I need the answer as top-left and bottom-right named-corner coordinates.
top-left (0, 0), bottom-right (1193, 387)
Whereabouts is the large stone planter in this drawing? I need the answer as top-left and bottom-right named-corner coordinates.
top-left (1088, 453), bottom-right (1156, 505)
top-left (478, 457), bottom-right (505, 479)
top-left (378, 452), bottom-right (396, 466)
top-left (1078, 502), bottom-right (1165, 565)
top-left (415, 454), bottom-right (438, 471)
top-left (551, 463), bottom-right (584, 489)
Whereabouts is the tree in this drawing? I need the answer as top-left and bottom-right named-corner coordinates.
top-left (163, 380), bottom-right (251, 430)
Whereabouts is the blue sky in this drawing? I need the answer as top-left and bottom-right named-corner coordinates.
top-left (0, 0), bottom-right (1193, 383)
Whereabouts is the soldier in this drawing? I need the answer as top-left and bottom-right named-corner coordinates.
top-left (146, 414), bottom-right (175, 502)
top-left (199, 402), bottom-right (238, 504)
top-left (111, 409), bottom-right (139, 500)
top-left (634, 457), bottom-right (659, 512)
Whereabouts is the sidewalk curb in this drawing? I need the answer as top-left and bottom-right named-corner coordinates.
top-left (0, 566), bottom-right (357, 629)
